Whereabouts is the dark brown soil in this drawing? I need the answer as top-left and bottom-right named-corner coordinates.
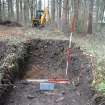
top-left (0, 21), bottom-right (22, 27)
top-left (4, 39), bottom-right (94, 105)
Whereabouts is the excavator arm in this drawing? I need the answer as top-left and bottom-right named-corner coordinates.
top-left (40, 7), bottom-right (50, 25)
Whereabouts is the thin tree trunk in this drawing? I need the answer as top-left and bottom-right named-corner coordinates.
top-left (67, 0), bottom-right (70, 22)
top-left (58, 0), bottom-right (62, 18)
top-left (29, 0), bottom-right (35, 20)
top-left (51, 0), bottom-right (55, 22)
top-left (24, 0), bottom-right (29, 25)
top-left (35, 0), bottom-right (37, 16)
top-left (48, 0), bottom-right (49, 9)
top-left (56, 0), bottom-right (62, 30)
top-left (0, 0), bottom-right (2, 21)
top-left (55, 0), bottom-right (59, 20)
top-left (20, 0), bottom-right (23, 22)
top-left (31, 0), bottom-right (34, 20)
top-left (38, 0), bottom-right (42, 10)
top-left (33, 0), bottom-right (36, 17)
top-left (7, 0), bottom-right (14, 21)
top-left (87, 0), bottom-right (94, 34)
top-left (7, 0), bottom-right (11, 20)
top-left (16, 0), bottom-right (19, 22)
top-left (10, 0), bottom-right (14, 20)
top-left (24, 0), bottom-right (26, 24)
top-left (2, 0), bottom-right (5, 21)
top-left (61, 0), bottom-right (69, 33)
top-left (73, 0), bottom-right (79, 32)
top-left (44, 0), bottom-right (45, 9)
top-left (101, 0), bottom-right (105, 23)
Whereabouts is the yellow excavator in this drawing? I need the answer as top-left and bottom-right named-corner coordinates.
top-left (32, 7), bottom-right (50, 27)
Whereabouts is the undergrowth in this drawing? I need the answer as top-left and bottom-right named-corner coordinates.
top-left (72, 27), bottom-right (105, 95)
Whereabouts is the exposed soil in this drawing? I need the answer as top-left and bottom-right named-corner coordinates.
top-left (0, 21), bottom-right (22, 27)
top-left (3, 39), bottom-right (94, 105)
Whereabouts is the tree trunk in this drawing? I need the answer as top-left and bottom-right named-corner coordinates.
top-left (55, 0), bottom-right (59, 20)
top-left (58, 0), bottom-right (62, 18)
top-left (61, 0), bottom-right (69, 33)
top-left (67, 0), bottom-right (70, 22)
top-left (7, 0), bottom-right (11, 20)
top-left (2, 0), bottom-right (5, 21)
top-left (7, 0), bottom-right (14, 21)
top-left (87, 0), bottom-right (94, 34)
top-left (29, 0), bottom-right (36, 20)
top-left (55, 0), bottom-right (62, 30)
top-left (30, 0), bottom-right (34, 20)
top-left (33, 0), bottom-right (36, 17)
top-left (10, 0), bottom-right (14, 20)
top-left (24, 0), bottom-right (29, 25)
top-left (20, 0), bottom-right (23, 22)
top-left (73, 0), bottom-right (79, 32)
top-left (48, 0), bottom-right (49, 9)
top-left (0, 0), bottom-right (2, 21)
top-left (51, 0), bottom-right (55, 22)
top-left (16, 0), bottom-right (19, 22)
top-left (35, 0), bottom-right (37, 16)
top-left (38, 0), bottom-right (42, 10)
top-left (44, 0), bottom-right (45, 9)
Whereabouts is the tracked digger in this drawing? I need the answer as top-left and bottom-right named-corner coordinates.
top-left (32, 7), bottom-right (50, 27)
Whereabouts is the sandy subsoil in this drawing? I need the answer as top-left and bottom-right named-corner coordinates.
top-left (4, 40), bottom-right (94, 105)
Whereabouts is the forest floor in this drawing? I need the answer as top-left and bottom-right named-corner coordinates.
top-left (0, 25), bottom-right (105, 105)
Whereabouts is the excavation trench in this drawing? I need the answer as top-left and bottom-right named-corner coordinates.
top-left (1, 39), bottom-right (94, 105)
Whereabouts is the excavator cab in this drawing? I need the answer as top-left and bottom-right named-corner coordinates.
top-left (36, 10), bottom-right (44, 19)
top-left (32, 10), bottom-right (44, 27)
